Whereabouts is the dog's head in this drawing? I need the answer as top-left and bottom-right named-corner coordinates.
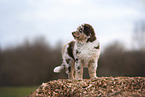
top-left (72, 24), bottom-right (96, 42)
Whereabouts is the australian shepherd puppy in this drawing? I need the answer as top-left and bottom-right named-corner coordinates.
top-left (54, 24), bottom-right (100, 80)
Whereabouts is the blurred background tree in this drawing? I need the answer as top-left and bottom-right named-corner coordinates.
top-left (0, 35), bottom-right (145, 86)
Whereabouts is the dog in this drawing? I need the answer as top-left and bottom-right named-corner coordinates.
top-left (54, 24), bottom-right (100, 80)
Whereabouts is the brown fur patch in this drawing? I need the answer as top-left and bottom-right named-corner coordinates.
top-left (67, 41), bottom-right (75, 60)
top-left (83, 24), bottom-right (96, 42)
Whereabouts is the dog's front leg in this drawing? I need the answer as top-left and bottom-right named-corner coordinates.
top-left (88, 60), bottom-right (98, 79)
top-left (75, 58), bottom-right (83, 80)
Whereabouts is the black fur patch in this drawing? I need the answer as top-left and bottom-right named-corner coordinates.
top-left (75, 58), bottom-right (79, 62)
top-left (68, 66), bottom-right (71, 72)
top-left (94, 45), bottom-right (100, 49)
top-left (77, 66), bottom-right (80, 70)
top-left (66, 59), bottom-right (71, 64)
top-left (67, 41), bottom-right (75, 60)
top-left (76, 50), bottom-right (81, 54)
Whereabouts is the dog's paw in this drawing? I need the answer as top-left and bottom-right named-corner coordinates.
top-left (71, 77), bottom-right (83, 81)
top-left (76, 78), bottom-right (83, 81)
top-left (91, 76), bottom-right (98, 81)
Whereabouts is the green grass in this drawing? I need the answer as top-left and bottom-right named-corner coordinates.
top-left (0, 86), bottom-right (38, 97)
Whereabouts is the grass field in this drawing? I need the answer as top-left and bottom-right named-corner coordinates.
top-left (0, 86), bottom-right (38, 97)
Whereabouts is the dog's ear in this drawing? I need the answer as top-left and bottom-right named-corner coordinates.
top-left (83, 24), bottom-right (96, 42)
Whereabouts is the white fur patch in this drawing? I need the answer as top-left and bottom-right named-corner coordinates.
top-left (54, 66), bottom-right (63, 73)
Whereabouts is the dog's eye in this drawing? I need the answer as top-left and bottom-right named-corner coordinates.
top-left (79, 29), bottom-right (82, 32)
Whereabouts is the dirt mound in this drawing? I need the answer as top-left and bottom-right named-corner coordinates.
top-left (29, 77), bottom-right (145, 97)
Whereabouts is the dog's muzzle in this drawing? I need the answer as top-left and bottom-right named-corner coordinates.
top-left (72, 31), bottom-right (80, 39)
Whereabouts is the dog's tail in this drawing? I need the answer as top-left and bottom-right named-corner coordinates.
top-left (53, 65), bottom-right (64, 73)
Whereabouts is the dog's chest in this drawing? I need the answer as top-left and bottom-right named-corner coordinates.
top-left (76, 41), bottom-right (100, 60)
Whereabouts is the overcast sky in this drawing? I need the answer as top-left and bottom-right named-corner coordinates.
top-left (0, 0), bottom-right (145, 49)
